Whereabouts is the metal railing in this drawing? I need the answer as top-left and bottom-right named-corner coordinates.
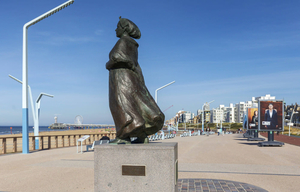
top-left (0, 132), bottom-right (116, 155)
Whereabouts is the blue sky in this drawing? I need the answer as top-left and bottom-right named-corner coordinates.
top-left (1, 0), bottom-right (300, 126)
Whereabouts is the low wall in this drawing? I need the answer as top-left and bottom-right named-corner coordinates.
top-left (0, 132), bottom-right (116, 155)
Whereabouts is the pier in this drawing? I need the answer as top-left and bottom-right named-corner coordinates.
top-left (49, 123), bottom-right (115, 129)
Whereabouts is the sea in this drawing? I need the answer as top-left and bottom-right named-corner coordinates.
top-left (0, 126), bottom-right (91, 135)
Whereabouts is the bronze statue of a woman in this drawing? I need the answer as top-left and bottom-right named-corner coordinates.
top-left (106, 17), bottom-right (165, 144)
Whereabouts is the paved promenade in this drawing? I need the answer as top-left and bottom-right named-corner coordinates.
top-left (0, 133), bottom-right (299, 192)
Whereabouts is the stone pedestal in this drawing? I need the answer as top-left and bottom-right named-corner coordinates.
top-left (94, 142), bottom-right (178, 192)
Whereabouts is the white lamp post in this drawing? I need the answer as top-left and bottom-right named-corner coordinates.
top-left (34, 93), bottom-right (54, 149)
top-left (288, 111), bottom-right (298, 136)
top-left (221, 110), bottom-right (223, 129)
top-left (10, 75), bottom-right (36, 126)
top-left (22, 0), bottom-right (74, 154)
top-left (9, 75), bottom-right (54, 150)
top-left (155, 81), bottom-right (175, 103)
top-left (202, 100), bottom-right (214, 132)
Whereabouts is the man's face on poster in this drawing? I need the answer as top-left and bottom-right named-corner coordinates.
top-left (268, 104), bottom-right (273, 110)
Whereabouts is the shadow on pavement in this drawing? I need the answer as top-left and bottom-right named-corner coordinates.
top-left (234, 138), bottom-right (248, 141)
top-left (239, 142), bottom-right (259, 146)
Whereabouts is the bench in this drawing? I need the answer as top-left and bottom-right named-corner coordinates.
top-left (86, 140), bottom-right (109, 151)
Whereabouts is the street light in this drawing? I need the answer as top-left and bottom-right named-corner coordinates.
top-left (155, 81), bottom-right (175, 103)
top-left (9, 75), bottom-right (54, 150)
top-left (288, 110), bottom-right (298, 136)
top-left (9, 75), bottom-right (36, 125)
top-left (220, 111), bottom-right (223, 129)
top-left (34, 93), bottom-right (54, 149)
top-left (202, 100), bottom-right (214, 132)
top-left (22, 0), bottom-right (74, 154)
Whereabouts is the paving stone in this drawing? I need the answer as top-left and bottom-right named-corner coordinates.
top-left (177, 179), bottom-right (268, 192)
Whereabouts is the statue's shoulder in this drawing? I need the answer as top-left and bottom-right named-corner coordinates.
top-left (120, 36), bottom-right (139, 47)
top-left (111, 36), bottom-right (136, 50)
top-left (110, 38), bottom-right (125, 54)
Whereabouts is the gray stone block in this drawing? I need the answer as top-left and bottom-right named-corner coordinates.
top-left (94, 142), bottom-right (178, 192)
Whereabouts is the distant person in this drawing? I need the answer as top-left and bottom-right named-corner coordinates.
top-left (100, 134), bottom-right (110, 140)
top-left (206, 127), bottom-right (210, 136)
top-left (264, 103), bottom-right (278, 129)
top-left (160, 130), bottom-right (165, 140)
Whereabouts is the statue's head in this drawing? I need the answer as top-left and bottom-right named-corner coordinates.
top-left (116, 17), bottom-right (141, 39)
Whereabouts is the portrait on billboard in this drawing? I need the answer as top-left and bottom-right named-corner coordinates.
top-left (247, 108), bottom-right (258, 130)
top-left (259, 100), bottom-right (283, 131)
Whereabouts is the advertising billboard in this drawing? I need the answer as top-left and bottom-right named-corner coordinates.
top-left (258, 100), bottom-right (284, 131)
top-left (247, 108), bottom-right (258, 130)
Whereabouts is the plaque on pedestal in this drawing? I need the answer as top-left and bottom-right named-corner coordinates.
top-left (94, 142), bottom-right (178, 192)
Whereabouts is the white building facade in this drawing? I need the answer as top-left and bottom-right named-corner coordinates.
top-left (182, 111), bottom-right (194, 123)
top-left (197, 104), bottom-right (211, 123)
top-left (225, 103), bottom-right (235, 123)
top-left (210, 108), bottom-right (224, 123)
top-left (234, 101), bottom-right (253, 123)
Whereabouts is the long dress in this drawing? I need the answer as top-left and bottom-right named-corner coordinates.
top-left (106, 35), bottom-right (165, 139)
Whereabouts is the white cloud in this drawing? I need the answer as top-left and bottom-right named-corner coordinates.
top-left (31, 30), bottom-right (100, 46)
top-left (178, 70), bottom-right (300, 91)
top-left (219, 31), bottom-right (300, 51)
top-left (94, 29), bottom-right (104, 36)
top-left (35, 35), bottom-right (97, 46)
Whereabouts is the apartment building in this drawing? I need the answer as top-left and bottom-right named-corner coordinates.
top-left (197, 105), bottom-right (211, 123)
top-left (210, 108), bottom-right (224, 123)
top-left (234, 101), bottom-right (253, 123)
top-left (255, 94), bottom-right (275, 101)
top-left (167, 94), bottom-right (276, 125)
top-left (182, 111), bottom-right (194, 123)
top-left (225, 103), bottom-right (235, 123)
